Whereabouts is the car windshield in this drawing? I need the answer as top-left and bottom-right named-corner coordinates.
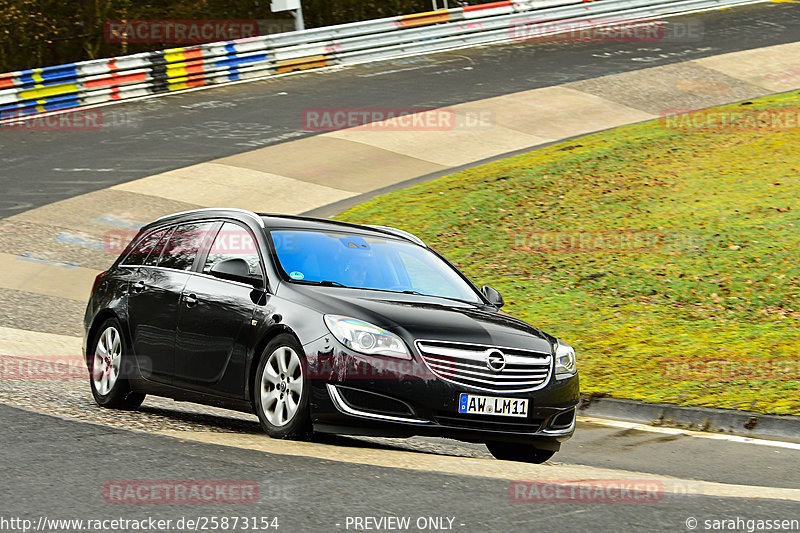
top-left (269, 229), bottom-right (482, 303)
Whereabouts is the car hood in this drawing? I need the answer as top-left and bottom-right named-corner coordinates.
top-left (280, 284), bottom-right (554, 354)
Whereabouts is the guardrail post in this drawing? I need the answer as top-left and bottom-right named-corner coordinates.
top-left (271, 0), bottom-right (305, 31)
top-left (293, 8), bottom-right (306, 31)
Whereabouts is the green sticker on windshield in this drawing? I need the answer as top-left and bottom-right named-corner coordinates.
top-left (289, 271), bottom-right (305, 280)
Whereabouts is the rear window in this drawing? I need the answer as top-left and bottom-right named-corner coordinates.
top-left (157, 222), bottom-right (216, 271)
top-left (120, 228), bottom-right (169, 267)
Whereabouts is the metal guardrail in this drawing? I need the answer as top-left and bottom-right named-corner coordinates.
top-left (0, 0), bottom-right (766, 121)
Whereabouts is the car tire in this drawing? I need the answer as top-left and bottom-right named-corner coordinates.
top-left (485, 441), bottom-right (557, 463)
top-left (254, 334), bottom-right (311, 440)
top-left (89, 318), bottom-right (146, 410)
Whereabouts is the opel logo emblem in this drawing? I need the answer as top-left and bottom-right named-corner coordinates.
top-left (486, 349), bottom-right (506, 372)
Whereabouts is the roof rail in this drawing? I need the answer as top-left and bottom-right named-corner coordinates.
top-left (256, 213), bottom-right (427, 246)
top-left (366, 225), bottom-right (426, 246)
top-left (154, 208), bottom-right (265, 228)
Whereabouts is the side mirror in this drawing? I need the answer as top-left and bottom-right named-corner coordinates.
top-left (209, 258), bottom-right (263, 288)
top-left (481, 285), bottom-right (504, 308)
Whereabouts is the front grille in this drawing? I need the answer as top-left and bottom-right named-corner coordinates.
top-left (415, 339), bottom-right (552, 394)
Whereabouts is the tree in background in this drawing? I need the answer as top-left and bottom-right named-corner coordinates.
top-left (301, 0), bottom-right (430, 27)
top-left (0, 0), bottom-right (471, 73)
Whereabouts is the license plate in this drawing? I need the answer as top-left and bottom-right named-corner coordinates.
top-left (458, 393), bottom-right (528, 418)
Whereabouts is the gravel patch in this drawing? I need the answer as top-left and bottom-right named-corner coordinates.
top-left (0, 289), bottom-right (85, 336)
top-left (566, 62), bottom-right (771, 115)
top-left (0, 376), bottom-right (261, 433)
top-left (0, 376), bottom-right (490, 459)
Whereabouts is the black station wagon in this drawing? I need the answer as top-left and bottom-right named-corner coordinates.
top-left (84, 208), bottom-right (579, 463)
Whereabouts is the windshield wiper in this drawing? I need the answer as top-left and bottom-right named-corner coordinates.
top-left (306, 282), bottom-right (477, 304)
top-left (316, 280), bottom-right (350, 287)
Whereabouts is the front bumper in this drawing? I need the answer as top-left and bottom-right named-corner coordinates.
top-left (303, 336), bottom-right (579, 447)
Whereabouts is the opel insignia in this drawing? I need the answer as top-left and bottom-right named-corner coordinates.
top-left (84, 208), bottom-right (579, 463)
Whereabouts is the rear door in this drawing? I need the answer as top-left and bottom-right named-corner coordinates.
top-left (173, 221), bottom-right (265, 397)
top-left (126, 221), bottom-right (216, 384)
top-left (123, 226), bottom-right (175, 384)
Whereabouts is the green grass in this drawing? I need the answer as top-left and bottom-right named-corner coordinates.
top-left (336, 90), bottom-right (800, 415)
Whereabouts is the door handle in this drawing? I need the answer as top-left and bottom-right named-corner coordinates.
top-left (184, 293), bottom-right (199, 308)
top-left (131, 280), bottom-right (147, 293)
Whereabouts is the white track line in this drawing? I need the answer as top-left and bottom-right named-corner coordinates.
top-left (579, 416), bottom-right (800, 450)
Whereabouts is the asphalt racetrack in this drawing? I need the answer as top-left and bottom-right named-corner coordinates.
top-left (2, 2), bottom-right (800, 215)
top-left (0, 2), bottom-right (799, 532)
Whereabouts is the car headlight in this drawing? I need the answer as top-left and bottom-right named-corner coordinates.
top-left (323, 315), bottom-right (411, 359)
top-left (555, 340), bottom-right (577, 379)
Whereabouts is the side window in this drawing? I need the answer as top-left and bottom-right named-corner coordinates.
top-left (120, 228), bottom-right (168, 267)
top-left (203, 222), bottom-right (262, 276)
top-left (158, 222), bottom-right (216, 271)
top-left (144, 228), bottom-right (172, 267)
